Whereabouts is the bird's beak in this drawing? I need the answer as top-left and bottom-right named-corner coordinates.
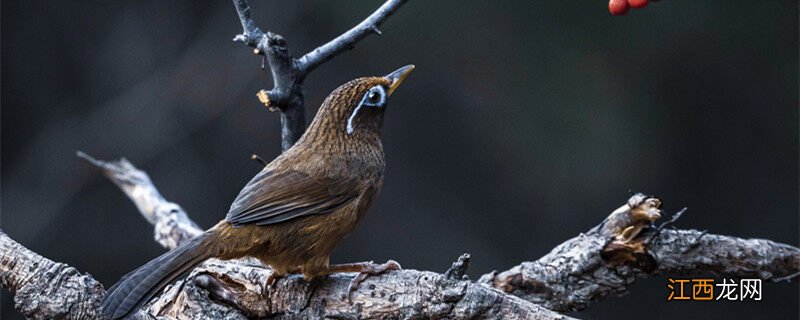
top-left (385, 65), bottom-right (415, 96)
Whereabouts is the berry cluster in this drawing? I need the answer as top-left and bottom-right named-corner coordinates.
top-left (608, 0), bottom-right (658, 16)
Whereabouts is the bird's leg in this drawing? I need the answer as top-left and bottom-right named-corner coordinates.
top-left (265, 267), bottom-right (302, 290)
top-left (323, 260), bottom-right (401, 296)
top-left (265, 272), bottom-right (282, 288)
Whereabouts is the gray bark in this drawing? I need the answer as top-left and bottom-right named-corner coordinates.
top-left (0, 230), bottom-right (104, 320)
top-left (479, 194), bottom-right (800, 312)
top-left (135, 258), bottom-right (572, 320)
top-left (2, 157), bottom-right (798, 319)
top-left (4, 1), bottom-right (795, 319)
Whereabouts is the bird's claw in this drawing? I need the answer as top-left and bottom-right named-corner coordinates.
top-left (346, 260), bottom-right (402, 300)
top-left (265, 273), bottom-right (283, 292)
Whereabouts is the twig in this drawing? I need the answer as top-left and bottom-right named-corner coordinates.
top-left (231, 0), bottom-right (410, 151)
top-left (656, 207), bottom-right (687, 230)
top-left (774, 271), bottom-right (800, 282)
top-left (680, 229), bottom-right (707, 253)
top-left (250, 153), bottom-right (268, 167)
top-left (646, 206), bottom-right (687, 247)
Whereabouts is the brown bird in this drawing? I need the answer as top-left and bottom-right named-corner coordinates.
top-left (101, 65), bottom-right (415, 319)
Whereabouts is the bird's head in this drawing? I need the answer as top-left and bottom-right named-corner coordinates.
top-left (303, 65), bottom-right (414, 145)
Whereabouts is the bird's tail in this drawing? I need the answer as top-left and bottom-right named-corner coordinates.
top-left (101, 232), bottom-right (214, 319)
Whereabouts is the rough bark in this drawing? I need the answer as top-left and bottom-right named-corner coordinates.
top-left (480, 194), bottom-right (800, 312)
top-left (0, 230), bottom-right (104, 320)
top-left (0, 226), bottom-right (568, 320)
top-left (2, 156), bottom-right (798, 319)
top-left (3, 1), bottom-right (796, 319)
top-left (135, 257), bottom-right (573, 320)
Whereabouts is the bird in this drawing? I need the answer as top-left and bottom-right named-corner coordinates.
top-left (101, 65), bottom-right (415, 319)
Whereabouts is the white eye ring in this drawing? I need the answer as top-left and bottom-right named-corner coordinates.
top-left (363, 86), bottom-right (386, 106)
top-left (347, 85), bottom-right (386, 134)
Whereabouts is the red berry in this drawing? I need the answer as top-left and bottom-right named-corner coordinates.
top-left (628, 0), bottom-right (649, 9)
top-left (609, 0), bottom-right (630, 15)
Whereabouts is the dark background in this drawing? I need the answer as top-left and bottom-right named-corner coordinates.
top-left (2, 1), bottom-right (798, 319)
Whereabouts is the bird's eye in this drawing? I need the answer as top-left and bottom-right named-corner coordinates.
top-left (368, 90), bottom-right (381, 104)
top-left (363, 86), bottom-right (385, 107)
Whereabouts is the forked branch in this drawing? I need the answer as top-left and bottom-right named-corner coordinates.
top-left (231, 0), bottom-right (410, 151)
top-left (295, 0), bottom-right (410, 75)
top-left (2, 155), bottom-right (797, 319)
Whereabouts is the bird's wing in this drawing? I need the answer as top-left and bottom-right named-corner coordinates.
top-left (225, 169), bottom-right (360, 227)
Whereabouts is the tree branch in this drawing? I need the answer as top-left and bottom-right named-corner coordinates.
top-left (74, 154), bottom-right (800, 314)
top-left (231, 0), bottom-right (410, 151)
top-left (0, 227), bottom-right (568, 319)
top-left (295, 0), bottom-right (410, 76)
top-left (77, 151), bottom-right (202, 250)
top-left (137, 257), bottom-right (572, 320)
top-left (479, 193), bottom-right (800, 312)
top-left (3, 1), bottom-right (793, 319)
top-left (0, 230), bottom-right (105, 320)
top-left (4, 156), bottom-right (799, 319)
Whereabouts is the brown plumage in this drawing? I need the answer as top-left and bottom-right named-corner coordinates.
top-left (101, 65), bottom-right (415, 319)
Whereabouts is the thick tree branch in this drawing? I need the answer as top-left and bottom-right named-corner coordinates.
top-left (4, 156), bottom-right (799, 319)
top-left (136, 257), bottom-right (572, 320)
top-left (0, 228), bottom-right (567, 319)
top-left (0, 230), bottom-right (104, 319)
top-left (78, 155), bottom-right (799, 315)
top-left (479, 193), bottom-right (800, 312)
top-left (231, 0), bottom-right (410, 151)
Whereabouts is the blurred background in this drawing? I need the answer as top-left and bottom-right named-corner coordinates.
top-left (2, 1), bottom-right (797, 319)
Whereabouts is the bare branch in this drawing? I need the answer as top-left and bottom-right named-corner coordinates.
top-left (5, 1), bottom-right (793, 319)
top-left (139, 257), bottom-right (573, 320)
top-left (479, 194), bottom-right (800, 312)
top-left (0, 230), bottom-right (105, 320)
top-left (231, 0), bottom-right (266, 51)
top-left (295, 0), bottom-right (411, 76)
top-left (83, 155), bottom-right (795, 316)
top-left (230, 0), bottom-right (409, 151)
top-left (8, 159), bottom-right (798, 319)
top-left (0, 229), bottom-right (570, 320)
top-left (77, 151), bottom-right (202, 249)
top-left (80, 153), bottom-right (799, 315)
